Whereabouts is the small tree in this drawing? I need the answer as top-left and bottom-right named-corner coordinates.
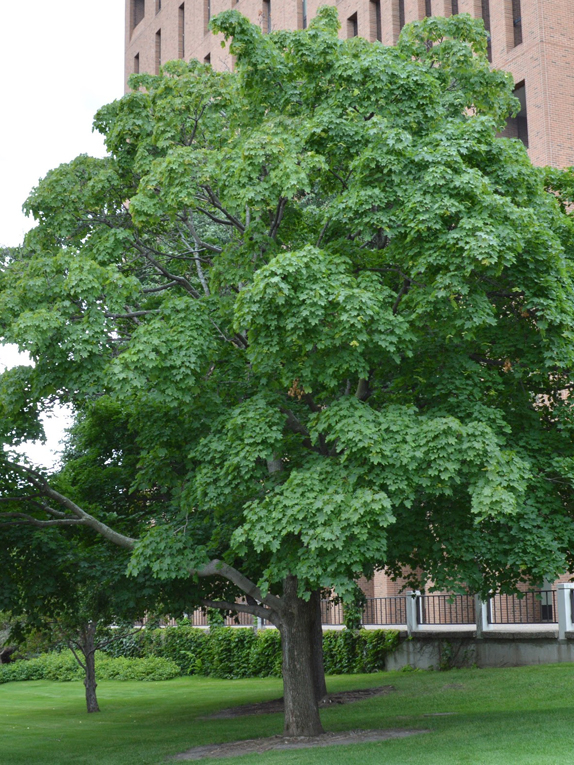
top-left (3, 11), bottom-right (574, 734)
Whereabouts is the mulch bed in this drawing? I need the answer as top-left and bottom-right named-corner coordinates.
top-left (202, 685), bottom-right (396, 720)
top-left (173, 728), bottom-right (431, 761)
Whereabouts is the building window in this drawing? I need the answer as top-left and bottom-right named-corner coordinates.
top-left (482, 0), bottom-right (492, 61)
top-left (398, 0), bottom-right (405, 32)
top-left (347, 12), bottom-right (358, 38)
top-left (451, 0), bottom-right (459, 13)
top-left (179, 3), bottom-right (185, 58)
top-left (204, 53), bottom-right (211, 65)
top-left (512, 82), bottom-right (528, 147)
top-left (512, 0), bottom-right (523, 46)
top-left (425, 0), bottom-right (432, 17)
top-left (299, 0), bottom-right (308, 30)
top-left (370, 0), bottom-right (382, 41)
top-left (156, 0), bottom-right (162, 13)
top-left (155, 30), bottom-right (161, 75)
top-left (134, 53), bottom-right (140, 74)
top-left (262, 0), bottom-right (271, 33)
top-left (204, 0), bottom-right (211, 35)
top-left (502, 82), bottom-right (528, 147)
top-left (133, 0), bottom-right (145, 31)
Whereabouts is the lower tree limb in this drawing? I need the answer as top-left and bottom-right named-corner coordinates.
top-left (279, 576), bottom-right (325, 737)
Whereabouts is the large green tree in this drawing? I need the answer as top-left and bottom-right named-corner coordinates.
top-left (3, 9), bottom-right (574, 735)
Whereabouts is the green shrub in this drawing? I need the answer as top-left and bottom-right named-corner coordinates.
top-left (96, 655), bottom-right (179, 681)
top-left (248, 629), bottom-right (282, 677)
top-left (0, 628), bottom-right (400, 684)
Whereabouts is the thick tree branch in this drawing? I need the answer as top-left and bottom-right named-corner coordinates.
top-left (200, 598), bottom-right (272, 622)
top-left (193, 559), bottom-right (283, 613)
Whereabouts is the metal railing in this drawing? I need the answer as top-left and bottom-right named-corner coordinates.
top-left (488, 590), bottom-right (557, 624)
top-left (418, 594), bottom-right (476, 625)
top-left (363, 596), bottom-right (407, 625)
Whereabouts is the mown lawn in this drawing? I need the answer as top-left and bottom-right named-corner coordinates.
top-left (2, 664), bottom-right (574, 764)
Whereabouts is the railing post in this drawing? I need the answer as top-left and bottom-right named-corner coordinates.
top-left (475, 594), bottom-right (491, 637)
top-left (556, 584), bottom-right (574, 640)
top-left (406, 590), bottom-right (420, 635)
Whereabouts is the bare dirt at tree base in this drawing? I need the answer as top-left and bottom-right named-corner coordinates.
top-left (201, 685), bottom-right (396, 720)
top-left (173, 728), bottom-right (431, 761)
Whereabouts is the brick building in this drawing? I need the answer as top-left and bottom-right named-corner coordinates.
top-left (125, 0), bottom-right (574, 168)
top-left (124, 0), bottom-right (574, 605)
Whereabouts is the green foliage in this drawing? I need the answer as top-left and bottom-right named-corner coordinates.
top-left (0, 651), bottom-right (179, 684)
top-left (101, 626), bottom-right (398, 679)
top-left (3, 7), bottom-right (574, 624)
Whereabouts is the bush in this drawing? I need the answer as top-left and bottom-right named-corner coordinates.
top-left (122, 626), bottom-right (399, 678)
top-left (0, 651), bottom-right (179, 684)
top-left (96, 655), bottom-right (179, 681)
top-left (0, 628), bottom-right (400, 684)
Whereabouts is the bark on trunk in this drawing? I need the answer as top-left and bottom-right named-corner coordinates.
top-left (310, 590), bottom-right (327, 702)
top-left (82, 624), bottom-right (100, 714)
top-left (278, 577), bottom-right (325, 737)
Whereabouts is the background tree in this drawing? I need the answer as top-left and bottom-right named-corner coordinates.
top-left (2, 10), bottom-right (574, 735)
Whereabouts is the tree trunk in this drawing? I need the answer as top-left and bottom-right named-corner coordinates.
top-left (82, 624), bottom-right (100, 714)
top-left (278, 577), bottom-right (325, 737)
top-left (310, 590), bottom-right (327, 702)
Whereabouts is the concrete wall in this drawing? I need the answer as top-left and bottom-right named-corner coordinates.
top-left (386, 631), bottom-right (574, 671)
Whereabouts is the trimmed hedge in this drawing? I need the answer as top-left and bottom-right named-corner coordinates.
top-left (0, 628), bottom-right (400, 684)
top-left (0, 651), bottom-right (180, 684)
top-left (106, 626), bottom-right (400, 679)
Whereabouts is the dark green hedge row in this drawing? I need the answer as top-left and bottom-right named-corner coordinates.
top-left (0, 652), bottom-right (180, 684)
top-left (102, 626), bottom-right (400, 679)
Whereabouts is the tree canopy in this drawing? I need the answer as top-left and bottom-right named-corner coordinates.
top-left (2, 8), bottom-right (574, 735)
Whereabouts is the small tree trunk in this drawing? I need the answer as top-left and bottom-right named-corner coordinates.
top-left (278, 577), bottom-right (325, 737)
top-left (82, 624), bottom-right (100, 714)
top-left (310, 590), bottom-right (327, 702)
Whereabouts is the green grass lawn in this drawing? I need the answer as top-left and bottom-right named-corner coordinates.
top-left (2, 665), bottom-right (574, 764)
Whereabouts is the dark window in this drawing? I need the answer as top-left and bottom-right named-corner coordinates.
top-left (347, 12), bottom-right (358, 38)
top-left (451, 0), bottom-right (459, 14)
top-left (370, 0), bottom-right (381, 41)
top-left (133, 0), bottom-right (145, 30)
top-left (178, 4), bottom-right (185, 58)
top-left (398, 0), bottom-right (405, 31)
top-left (204, 0), bottom-right (211, 35)
top-left (134, 53), bottom-right (140, 74)
top-left (156, 0), bottom-right (161, 13)
top-left (301, 0), bottom-right (307, 29)
top-left (204, 53), bottom-right (211, 65)
top-left (262, 0), bottom-right (271, 33)
top-left (425, 0), bottom-right (432, 17)
top-left (503, 82), bottom-right (528, 147)
top-left (155, 30), bottom-right (161, 75)
top-left (482, 0), bottom-right (492, 62)
top-left (512, 0), bottom-right (523, 46)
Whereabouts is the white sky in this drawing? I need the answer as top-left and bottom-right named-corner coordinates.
top-left (0, 1), bottom-right (125, 467)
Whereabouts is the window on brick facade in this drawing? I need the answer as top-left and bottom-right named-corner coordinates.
top-left (370, 0), bottom-right (382, 41)
top-left (481, 0), bottom-right (492, 62)
top-left (155, 30), bottom-right (161, 75)
top-left (398, 0), bottom-right (405, 31)
top-left (451, 0), bottom-right (459, 14)
top-left (156, 0), bottom-right (162, 13)
top-left (298, 0), bottom-right (308, 29)
top-left (511, 0), bottom-right (523, 46)
top-left (204, 53), bottom-right (211, 65)
top-left (204, 0), bottom-right (211, 35)
top-left (133, 0), bottom-right (145, 31)
top-left (178, 4), bottom-right (185, 58)
top-left (425, 0), bottom-right (432, 18)
top-left (502, 82), bottom-right (528, 147)
top-left (347, 12), bottom-right (358, 38)
top-left (134, 53), bottom-right (140, 74)
top-left (262, 0), bottom-right (272, 33)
